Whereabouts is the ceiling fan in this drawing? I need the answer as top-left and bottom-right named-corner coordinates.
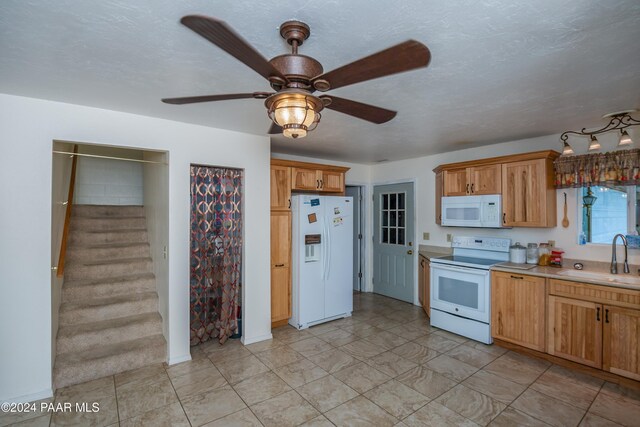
top-left (162, 15), bottom-right (431, 138)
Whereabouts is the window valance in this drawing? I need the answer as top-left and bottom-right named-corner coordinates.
top-left (554, 149), bottom-right (640, 188)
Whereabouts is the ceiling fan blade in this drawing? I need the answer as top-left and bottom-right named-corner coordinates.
top-left (162, 92), bottom-right (272, 105)
top-left (181, 15), bottom-right (288, 83)
top-left (312, 40), bottom-right (430, 91)
top-left (268, 122), bottom-right (283, 134)
top-left (321, 95), bottom-right (397, 124)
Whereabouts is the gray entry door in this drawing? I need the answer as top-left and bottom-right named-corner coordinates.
top-left (373, 182), bottom-right (415, 302)
top-left (345, 186), bottom-right (362, 291)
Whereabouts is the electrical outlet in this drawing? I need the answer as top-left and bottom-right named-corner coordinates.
top-left (423, 232), bottom-right (430, 240)
top-left (447, 233), bottom-right (453, 242)
top-left (548, 240), bottom-right (556, 247)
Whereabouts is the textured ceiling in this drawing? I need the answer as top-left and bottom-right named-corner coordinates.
top-left (1, 0), bottom-right (639, 163)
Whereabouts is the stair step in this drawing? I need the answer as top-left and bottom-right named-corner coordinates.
top-left (57, 313), bottom-right (163, 354)
top-left (73, 205), bottom-right (144, 218)
top-left (62, 273), bottom-right (156, 303)
top-left (68, 229), bottom-right (148, 245)
top-left (54, 334), bottom-right (166, 389)
top-left (66, 242), bottom-right (151, 263)
top-left (59, 292), bottom-right (158, 325)
top-left (65, 257), bottom-right (153, 281)
top-left (71, 216), bottom-right (147, 231)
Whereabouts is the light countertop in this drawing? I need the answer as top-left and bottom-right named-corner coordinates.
top-left (491, 259), bottom-right (640, 291)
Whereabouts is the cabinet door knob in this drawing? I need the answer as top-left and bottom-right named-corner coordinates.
top-left (596, 307), bottom-right (601, 321)
top-left (503, 213), bottom-right (506, 224)
top-left (316, 179), bottom-right (320, 189)
top-left (471, 183), bottom-right (475, 193)
top-left (466, 183), bottom-right (469, 194)
top-left (274, 263), bottom-right (285, 267)
top-left (605, 308), bottom-right (609, 323)
top-left (320, 179), bottom-right (324, 189)
top-left (407, 250), bottom-right (414, 255)
top-left (510, 275), bottom-right (523, 280)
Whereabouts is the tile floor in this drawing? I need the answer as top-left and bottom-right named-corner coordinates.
top-left (3, 293), bottom-right (640, 426)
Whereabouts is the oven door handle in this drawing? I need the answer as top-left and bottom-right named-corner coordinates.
top-left (431, 263), bottom-right (490, 275)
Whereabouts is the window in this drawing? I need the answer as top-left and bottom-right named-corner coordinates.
top-left (380, 192), bottom-right (406, 245)
top-left (581, 185), bottom-right (637, 243)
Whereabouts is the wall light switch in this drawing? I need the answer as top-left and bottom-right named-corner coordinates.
top-left (423, 232), bottom-right (430, 240)
top-left (548, 240), bottom-right (556, 248)
top-left (447, 234), bottom-right (453, 242)
top-left (163, 246), bottom-right (168, 259)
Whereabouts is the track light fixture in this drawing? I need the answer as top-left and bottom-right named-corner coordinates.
top-left (560, 110), bottom-right (639, 155)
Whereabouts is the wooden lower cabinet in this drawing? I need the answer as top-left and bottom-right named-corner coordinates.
top-left (547, 296), bottom-right (602, 368)
top-left (603, 305), bottom-right (640, 380)
top-left (418, 256), bottom-right (430, 317)
top-left (271, 211), bottom-right (291, 325)
top-left (491, 272), bottom-right (546, 351)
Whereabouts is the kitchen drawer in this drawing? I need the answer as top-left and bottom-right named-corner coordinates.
top-left (548, 279), bottom-right (640, 310)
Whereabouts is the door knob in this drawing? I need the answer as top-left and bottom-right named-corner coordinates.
top-left (407, 250), bottom-right (413, 255)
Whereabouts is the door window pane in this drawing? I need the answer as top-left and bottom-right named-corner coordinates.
top-left (379, 191), bottom-right (407, 246)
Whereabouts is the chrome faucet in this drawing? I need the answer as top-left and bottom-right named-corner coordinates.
top-left (611, 234), bottom-right (630, 274)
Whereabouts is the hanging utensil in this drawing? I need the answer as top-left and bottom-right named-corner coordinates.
top-left (562, 192), bottom-right (569, 228)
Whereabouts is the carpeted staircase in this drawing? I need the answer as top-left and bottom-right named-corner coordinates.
top-left (53, 205), bottom-right (166, 389)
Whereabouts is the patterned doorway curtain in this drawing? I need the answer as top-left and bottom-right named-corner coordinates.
top-left (190, 165), bottom-right (243, 345)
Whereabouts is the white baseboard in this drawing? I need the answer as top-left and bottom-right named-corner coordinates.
top-left (241, 333), bottom-right (273, 345)
top-left (167, 354), bottom-right (191, 366)
top-left (1, 388), bottom-right (53, 404)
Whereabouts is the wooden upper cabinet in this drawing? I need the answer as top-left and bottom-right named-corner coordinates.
top-left (502, 158), bottom-right (555, 227)
top-left (443, 165), bottom-right (501, 196)
top-left (435, 150), bottom-right (559, 227)
top-left (548, 296), bottom-right (602, 368)
top-left (443, 169), bottom-right (469, 196)
top-left (469, 164), bottom-right (501, 195)
top-left (603, 305), bottom-right (640, 380)
top-left (271, 166), bottom-right (291, 210)
top-left (321, 170), bottom-right (344, 193)
top-left (491, 271), bottom-right (546, 351)
top-left (291, 167), bottom-right (320, 191)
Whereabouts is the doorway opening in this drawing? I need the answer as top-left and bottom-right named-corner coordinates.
top-left (345, 185), bottom-right (365, 292)
top-left (50, 142), bottom-right (169, 389)
top-left (189, 165), bottom-right (244, 345)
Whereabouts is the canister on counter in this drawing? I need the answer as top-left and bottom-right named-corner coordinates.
top-left (526, 243), bottom-right (539, 264)
top-left (538, 243), bottom-right (550, 266)
top-left (509, 242), bottom-right (527, 264)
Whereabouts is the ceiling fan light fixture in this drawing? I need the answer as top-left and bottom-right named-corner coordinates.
top-left (588, 135), bottom-right (601, 151)
top-left (266, 91), bottom-right (324, 139)
top-left (618, 130), bottom-right (633, 146)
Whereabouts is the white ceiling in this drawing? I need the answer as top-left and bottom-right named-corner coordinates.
top-left (1, 0), bottom-right (639, 163)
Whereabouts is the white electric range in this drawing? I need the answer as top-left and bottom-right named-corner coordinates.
top-left (430, 236), bottom-right (511, 344)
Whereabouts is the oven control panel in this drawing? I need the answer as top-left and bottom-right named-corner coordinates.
top-left (451, 236), bottom-right (510, 252)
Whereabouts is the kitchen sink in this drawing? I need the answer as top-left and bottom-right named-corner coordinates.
top-left (557, 269), bottom-right (640, 286)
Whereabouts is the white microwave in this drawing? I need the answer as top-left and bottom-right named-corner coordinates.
top-left (441, 195), bottom-right (507, 228)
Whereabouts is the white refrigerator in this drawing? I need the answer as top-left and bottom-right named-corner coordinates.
top-left (290, 195), bottom-right (353, 330)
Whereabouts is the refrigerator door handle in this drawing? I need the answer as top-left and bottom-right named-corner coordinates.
top-left (321, 216), bottom-right (327, 280)
top-left (326, 215), bottom-right (332, 280)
